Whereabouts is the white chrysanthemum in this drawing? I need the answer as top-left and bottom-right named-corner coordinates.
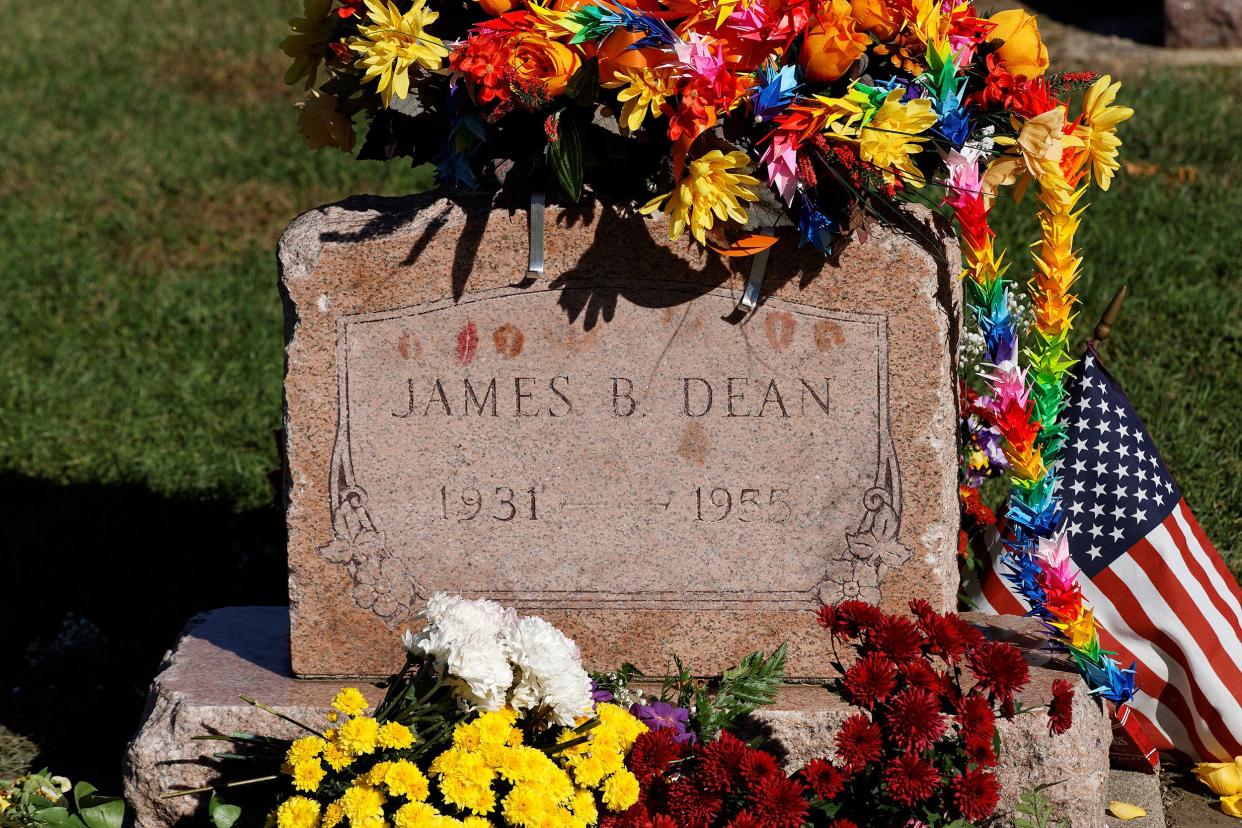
top-left (504, 615), bottom-right (594, 726)
top-left (404, 593), bottom-right (514, 711)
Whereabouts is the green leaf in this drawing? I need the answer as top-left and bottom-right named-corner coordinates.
top-left (209, 792), bottom-right (243, 828)
top-left (71, 782), bottom-right (97, 810)
top-left (547, 113), bottom-right (583, 202)
top-left (565, 57), bottom-right (600, 108)
top-left (78, 799), bottom-right (125, 828)
top-left (31, 807), bottom-right (86, 828)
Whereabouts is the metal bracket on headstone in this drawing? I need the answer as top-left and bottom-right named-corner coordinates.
top-left (527, 191), bottom-right (546, 276)
top-left (734, 225), bottom-right (775, 321)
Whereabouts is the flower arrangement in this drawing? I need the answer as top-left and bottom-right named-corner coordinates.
top-left (186, 594), bottom-right (1075, 827)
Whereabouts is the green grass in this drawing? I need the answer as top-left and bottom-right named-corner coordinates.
top-left (0, 0), bottom-right (1239, 787)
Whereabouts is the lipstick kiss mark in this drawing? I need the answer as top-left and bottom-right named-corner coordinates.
top-left (457, 321), bottom-right (479, 365)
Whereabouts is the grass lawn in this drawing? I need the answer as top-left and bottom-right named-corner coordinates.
top-left (0, 0), bottom-right (1238, 790)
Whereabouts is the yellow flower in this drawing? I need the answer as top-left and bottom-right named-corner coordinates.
top-left (322, 743), bottom-right (356, 771)
top-left (596, 705), bottom-right (646, 751)
top-left (327, 711), bottom-right (339, 724)
top-left (286, 736), bottom-right (327, 766)
top-left (508, 33), bottom-right (581, 98)
top-left (321, 802), bottom-right (345, 828)
top-left (292, 760), bottom-right (327, 793)
top-left (570, 789), bottom-right (598, 825)
top-left (340, 784), bottom-right (386, 828)
top-left (393, 801), bottom-right (447, 828)
top-left (1075, 75), bottom-right (1134, 191)
top-left (337, 716), bottom-right (381, 755)
top-left (385, 760), bottom-right (431, 801)
top-left (572, 754), bottom-right (608, 787)
top-left (379, 721), bottom-right (416, 750)
top-left (366, 762), bottom-right (394, 786)
top-left (299, 91), bottom-right (356, 153)
top-left (988, 9), bottom-right (1048, 79)
top-left (331, 688), bottom-right (369, 717)
top-left (453, 722), bottom-right (484, 751)
top-left (350, 0), bottom-right (449, 108)
top-left (600, 770), bottom-right (639, 812)
top-left (857, 90), bottom-right (938, 187)
top-left (281, 0), bottom-right (335, 87)
top-left (275, 796), bottom-right (322, 828)
top-left (502, 784), bottom-right (557, 827)
top-left (603, 67), bottom-right (678, 132)
top-left (474, 710), bottom-right (518, 747)
top-left (1223, 794), bottom-right (1242, 817)
top-left (1195, 758), bottom-right (1242, 796)
top-left (432, 749), bottom-right (497, 815)
top-left (641, 150), bottom-right (761, 245)
top-left (462, 819), bottom-right (492, 828)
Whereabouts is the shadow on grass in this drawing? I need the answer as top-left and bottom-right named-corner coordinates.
top-left (0, 474), bottom-right (285, 788)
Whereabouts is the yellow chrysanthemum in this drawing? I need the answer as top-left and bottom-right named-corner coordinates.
top-left (365, 762), bottom-right (394, 786)
top-left (572, 754), bottom-right (608, 787)
top-left (601, 770), bottom-right (640, 812)
top-left (286, 736), bottom-right (327, 766)
top-left (322, 743), bottom-right (356, 772)
top-left (385, 760), bottom-right (431, 801)
top-left (350, 0), bottom-right (449, 108)
top-left (857, 90), bottom-right (938, 187)
top-left (281, 0), bottom-right (334, 87)
top-left (292, 759), bottom-right (327, 793)
top-left (275, 796), bottom-right (322, 828)
top-left (640, 150), bottom-right (761, 245)
top-left (393, 801), bottom-right (448, 828)
top-left (474, 710), bottom-right (519, 747)
top-left (602, 67), bottom-right (678, 132)
top-left (320, 801), bottom-right (345, 828)
top-left (379, 721), bottom-right (416, 750)
top-left (502, 784), bottom-right (558, 827)
top-left (461, 818), bottom-right (492, 828)
top-left (570, 789), bottom-right (598, 825)
top-left (453, 722), bottom-right (484, 752)
top-left (1075, 74), bottom-right (1134, 191)
top-left (337, 716), bottom-right (381, 755)
top-left (340, 784), bottom-right (386, 828)
top-left (331, 688), bottom-right (369, 717)
top-left (432, 749), bottom-right (497, 815)
top-left (595, 704), bottom-right (646, 751)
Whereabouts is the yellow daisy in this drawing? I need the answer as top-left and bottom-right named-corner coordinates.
top-left (857, 90), bottom-right (938, 187)
top-left (603, 67), bottom-right (679, 132)
top-left (1075, 74), bottom-right (1134, 191)
top-left (641, 150), bottom-right (761, 245)
top-left (350, 0), bottom-right (449, 108)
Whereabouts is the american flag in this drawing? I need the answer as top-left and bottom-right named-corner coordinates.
top-left (969, 349), bottom-right (1242, 762)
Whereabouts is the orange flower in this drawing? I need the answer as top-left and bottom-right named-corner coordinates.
top-left (509, 32), bottom-right (581, 97)
top-left (988, 9), bottom-right (1048, 80)
top-left (596, 28), bottom-right (665, 83)
top-left (798, 0), bottom-right (868, 83)
top-left (849, 0), bottom-right (899, 40)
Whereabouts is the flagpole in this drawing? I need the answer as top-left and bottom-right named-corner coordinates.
top-left (1084, 285), bottom-right (1129, 352)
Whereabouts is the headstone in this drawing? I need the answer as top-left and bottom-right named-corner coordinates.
top-left (279, 194), bottom-right (961, 678)
top-left (1165, 0), bottom-right (1242, 46)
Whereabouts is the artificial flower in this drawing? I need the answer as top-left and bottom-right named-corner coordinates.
top-left (1195, 758), bottom-right (1242, 796)
top-left (604, 66), bottom-right (679, 131)
top-left (1223, 794), bottom-right (1242, 817)
top-left (641, 149), bottom-right (761, 245)
top-left (987, 9), bottom-right (1048, 79)
top-left (856, 90), bottom-right (939, 187)
top-left (350, 0), bottom-right (449, 108)
top-left (282, 0), bottom-right (335, 87)
top-left (1075, 74), bottom-right (1134, 191)
top-left (798, 0), bottom-right (868, 83)
top-left (508, 32), bottom-right (581, 98)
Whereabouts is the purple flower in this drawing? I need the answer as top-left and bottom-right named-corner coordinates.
top-left (630, 700), bottom-right (696, 744)
top-left (591, 682), bottom-right (615, 703)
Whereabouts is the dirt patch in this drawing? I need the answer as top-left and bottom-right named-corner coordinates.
top-left (1163, 768), bottom-right (1240, 828)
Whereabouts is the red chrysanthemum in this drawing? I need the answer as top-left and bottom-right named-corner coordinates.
top-left (955, 693), bottom-right (995, 743)
top-left (843, 653), bottom-right (898, 708)
top-left (723, 813), bottom-right (764, 828)
top-left (650, 817), bottom-right (677, 828)
top-left (665, 779), bottom-right (723, 828)
top-left (799, 758), bottom-right (846, 801)
top-left (748, 774), bottom-right (810, 828)
top-left (920, 613), bottom-right (979, 664)
top-left (950, 767), bottom-right (1001, 821)
top-left (599, 803), bottom-right (653, 828)
top-left (739, 747), bottom-right (781, 787)
top-left (834, 713), bottom-right (883, 771)
top-left (964, 732), bottom-right (997, 766)
top-left (968, 640), bottom-right (1030, 704)
top-left (697, 731), bottom-right (747, 793)
top-left (866, 614), bottom-right (924, 663)
top-left (902, 658), bottom-right (954, 699)
top-left (1047, 678), bottom-right (1075, 735)
top-left (820, 600), bottom-right (885, 639)
top-left (882, 753), bottom-right (941, 806)
top-left (630, 727), bottom-right (686, 784)
top-left (829, 820), bottom-right (860, 828)
top-left (885, 687), bottom-right (948, 753)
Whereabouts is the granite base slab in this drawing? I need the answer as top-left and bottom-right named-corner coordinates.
top-left (124, 607), bottom-right (1112, 827)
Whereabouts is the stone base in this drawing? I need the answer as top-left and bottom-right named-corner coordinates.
top-left (1166, 0), bottom-right (1242, 47)
top-left (125, 607), bottom-right (1112, 828)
